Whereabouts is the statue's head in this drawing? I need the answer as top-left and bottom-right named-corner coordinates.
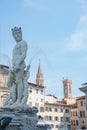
top-left (11, 27), bottom-right (22, 42)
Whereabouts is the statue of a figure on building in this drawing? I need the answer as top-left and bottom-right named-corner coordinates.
top-left (4, 27), bottom-right (30, 108)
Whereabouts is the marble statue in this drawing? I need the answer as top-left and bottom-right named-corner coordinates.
top-left (4, 27), bottom-right (29, 108)
top-left (0, 27), bottom-right (49, 130)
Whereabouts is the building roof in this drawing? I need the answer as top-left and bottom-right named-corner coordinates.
top-left (0, 64), bottom-right (9, 68)
top-left (76, 96), bottom-right (85, 100)
top-left (28, 82), bottom-right (44, 88)
top-left (46, 94), bottom-right (57, 99)
top-left (0, 65), bottom-right (9, 74)
top-left (59, 99), bottom-right (67, 104)
top-left (70, 103), bottom-right (77, 109)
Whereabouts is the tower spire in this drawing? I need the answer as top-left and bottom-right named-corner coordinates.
top-left (36, 61), bottom-right (44, 86)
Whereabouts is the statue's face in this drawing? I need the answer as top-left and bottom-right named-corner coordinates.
top-left (13, 31), bottom-right (22, 42)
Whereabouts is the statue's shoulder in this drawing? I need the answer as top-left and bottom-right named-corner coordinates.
top-left (21, 40), bottom-right (28, 48)
top-left (21, 40), bottom-right (27, 45)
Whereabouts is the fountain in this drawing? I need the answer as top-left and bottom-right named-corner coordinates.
top-left (0, 27), bottom-right (49, 130)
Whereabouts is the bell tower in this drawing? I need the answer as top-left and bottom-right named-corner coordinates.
top-left (63, 79), bottom-right (72, 99)
top-left (36, 63), bottom-right (44, 86)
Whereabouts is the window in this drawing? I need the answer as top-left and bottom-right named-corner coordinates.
top-left (65, 109), bottom-right (69, 113)
top-left (49, 107), bottom-right (52, 111)
top-left (76, 120), bottom-right (78, 126)
top-left (80, 111), bottom-right (82, 117)
top-left (45, 107), bottom-right (48, 111)
top-left (56, 125), bottom-right (59, 128)
top-left (61, 117), bottom-right (64, 122)
top-left (73, 120), bottom-right (74, 125)
top-left (49, 116), bottom-right (52, 120)
top-left (41, 90), bottom-right (43, 95)
top-left (82, 120), bottom-right (84, 124)
top-left (81, 101), bottom-right (83, 106)
top-left (73, 111), bottom-right (75, 116)
top-left (51, 124), bottom-right (54, 128)
top-left (55, 116), bottom-right (59, 121)
top-left (60, 108), bottom-right (63, 112)
top-left (76, 111), bottom-right (78, 116)
top-left (80, 111), bottom-right (85, 117)
top-left (66, 117), bottom-right (70, 122)
top-left (54, 108), bottom-right (58, 112)
top-left (36, 89), bottom-right (38, 94)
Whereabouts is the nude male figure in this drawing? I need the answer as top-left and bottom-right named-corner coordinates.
top-left (12, 27), bottom-right (28, 106)
top-left (5, 27), bottom-right (28, 108)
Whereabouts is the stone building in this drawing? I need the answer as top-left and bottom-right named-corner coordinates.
top-left (27, 63), bottom-right (45, 117)
top-left (44, 94), bottom-right (71, 130)
top-left (76, 96), bottom-right (87, 129)
top-left (71, 103), bottom-right (78, 130)
top-left (27, 82), bottom-right (45, 117)
top-left (62, 79), bottom-right (87, 129)
top-left (62, 79), bottom-right (76, 105)
top-left (0, 63), bottom-right (72, 130)
top-left (0, 64), bottom-right (9, 106)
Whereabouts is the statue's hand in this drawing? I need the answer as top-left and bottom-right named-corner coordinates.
top-left (13, 64), bottom-right (20, 72)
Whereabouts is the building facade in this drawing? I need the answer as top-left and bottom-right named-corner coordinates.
top-left (44, 95), bottom-right (71, 130)
top-left (0, 65), bottom-right (9, 106)
top-left (27, 82), bottom-right (45, 117)
top-left (0, 63), bottom-right (72, 130)
top-left (71, 103), bottom-right (78, 130)
top-left (70, 96), bottom-right (87, 130)
top-left (76, 96), bottom-right (87, 129)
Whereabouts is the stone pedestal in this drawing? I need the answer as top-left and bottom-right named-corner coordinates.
top-left (0, 106), bottom-right (49, 130)
top-left (0, 106), bottom-right (38, 130)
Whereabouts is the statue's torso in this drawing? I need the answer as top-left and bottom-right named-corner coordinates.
top-left (12, 40), bottom-right (27, 68)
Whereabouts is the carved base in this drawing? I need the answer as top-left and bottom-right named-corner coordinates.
top-left (0, 106), bottom-right (48, 130)
top-left (7, 116), bottom-right (38, 130)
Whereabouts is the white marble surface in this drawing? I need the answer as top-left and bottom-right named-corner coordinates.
top-left (4, 27), bottom-right (29, 108)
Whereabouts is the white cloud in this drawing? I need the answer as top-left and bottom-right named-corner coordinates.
top-left (65, 30), bottom-right (87, 51)
top-left (63, 14), bottom-right (87, 52)
top-left (62, 1), bottom-right (87, 52)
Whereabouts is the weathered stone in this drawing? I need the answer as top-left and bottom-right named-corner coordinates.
top-left (0, 106), bottom-right (38, 130)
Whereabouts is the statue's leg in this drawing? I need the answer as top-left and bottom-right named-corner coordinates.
top-left (11, 83), bottom-right (17, 103)
top-left (7, 71), bottom-right (13, 88)
top-left (13, 69), bottom-right (24, 106)
top-left (20, 88), bottom-right (28, 105)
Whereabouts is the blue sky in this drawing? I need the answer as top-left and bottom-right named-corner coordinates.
top-left (0, 0), bottom-right (87, 99)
